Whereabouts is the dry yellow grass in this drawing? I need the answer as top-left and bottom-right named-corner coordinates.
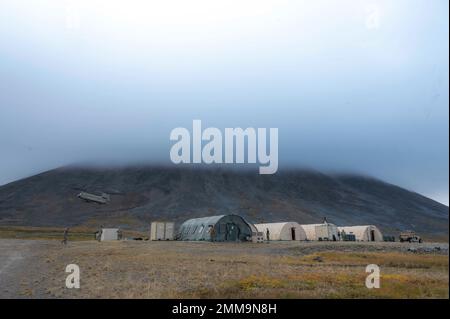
top-left (17, 240), bottom-right (448, 299)
top-left (282, 251), bottom-right (448, 269)
top-left (0, 226), bottom-right (146, 241)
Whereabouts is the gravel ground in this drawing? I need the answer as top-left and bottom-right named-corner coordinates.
top-left (0, 239), bottom-right (40, 298)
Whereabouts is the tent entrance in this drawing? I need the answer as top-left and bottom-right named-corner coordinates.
top-left (226, 223), bottom-right (239, 241)
top-left (370, 230), bottom-right (375, 241)
top-left (291, 227), bottom-right (296, 240)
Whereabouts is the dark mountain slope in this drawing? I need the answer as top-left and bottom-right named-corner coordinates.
top-left (0, 166), bottom-right (447, 237)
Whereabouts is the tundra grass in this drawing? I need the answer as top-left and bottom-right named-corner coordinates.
top-left (19, 241), bottom-right (447, 299)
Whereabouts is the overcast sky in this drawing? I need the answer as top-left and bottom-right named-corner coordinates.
top-left (0, 0), bottom-right (448, 205)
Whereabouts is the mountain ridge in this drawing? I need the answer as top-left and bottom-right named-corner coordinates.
top-left (0, 165), bottom-right (447, 238)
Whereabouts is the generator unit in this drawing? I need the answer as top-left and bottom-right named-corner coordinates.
top-left (252, 231), bottom-right (264, 243)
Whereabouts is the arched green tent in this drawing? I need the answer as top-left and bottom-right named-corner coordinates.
top-left (177, 214), bottom-right (253, 242)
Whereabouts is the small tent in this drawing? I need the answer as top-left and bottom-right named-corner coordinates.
top-left (338, 225), bottom-right (383, 242)
top-left (100, 228), bottom-right (120, 241)
top-left (178, 214), bottom-right (253, 242)
top-left (300, 223), bottom-right (339, 241)
top-left (254, 222), bottom-right (307, 241)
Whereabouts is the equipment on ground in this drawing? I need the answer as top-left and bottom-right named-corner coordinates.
top-left (252, 231), bottom-right (264, 243)
top-left (383, 235), bottom-right (395, 242)
top-left (343, 233), bottom-right (356, 241)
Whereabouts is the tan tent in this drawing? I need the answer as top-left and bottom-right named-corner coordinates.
top-left (300, 223), bottom-right (339, 241)
top-left (338, 225), bottom-right (383, 242)
top-left (255, 222), bottom-right (307, 241)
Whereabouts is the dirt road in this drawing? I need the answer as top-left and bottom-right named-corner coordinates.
top-left (0, 240), bottom-right (39, 298)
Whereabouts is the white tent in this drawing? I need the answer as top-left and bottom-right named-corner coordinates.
top-left (338, 225), bottom-right (383, 242)
top-left (300, 223), bottom-right (339, 241)
top-left (254, 222), bottom-right (307, 241)
top-left (100, 228), bottom-right (119, 241)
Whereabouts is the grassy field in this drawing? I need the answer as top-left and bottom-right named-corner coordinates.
top-left (4, 240), bottom-right (446, 299)
top-left (0, 226), bottom-right (146, 241)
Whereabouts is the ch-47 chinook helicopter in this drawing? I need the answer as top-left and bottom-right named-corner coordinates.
top-left (77, 192), bottom-right (110, 204)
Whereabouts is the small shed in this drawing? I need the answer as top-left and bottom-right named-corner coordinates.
top-left (178, 214), bottom-right (253, 242)
top-left (150, 222), bottom-right (174, 240)
top-left (338, 225), bottom-right (383, 242)
top-left (100, 228), bottom-right (120, 241)
top-left (254, 222), bottom-right (307, 241)
top-left (300, 222), bottom-right (339, 241)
